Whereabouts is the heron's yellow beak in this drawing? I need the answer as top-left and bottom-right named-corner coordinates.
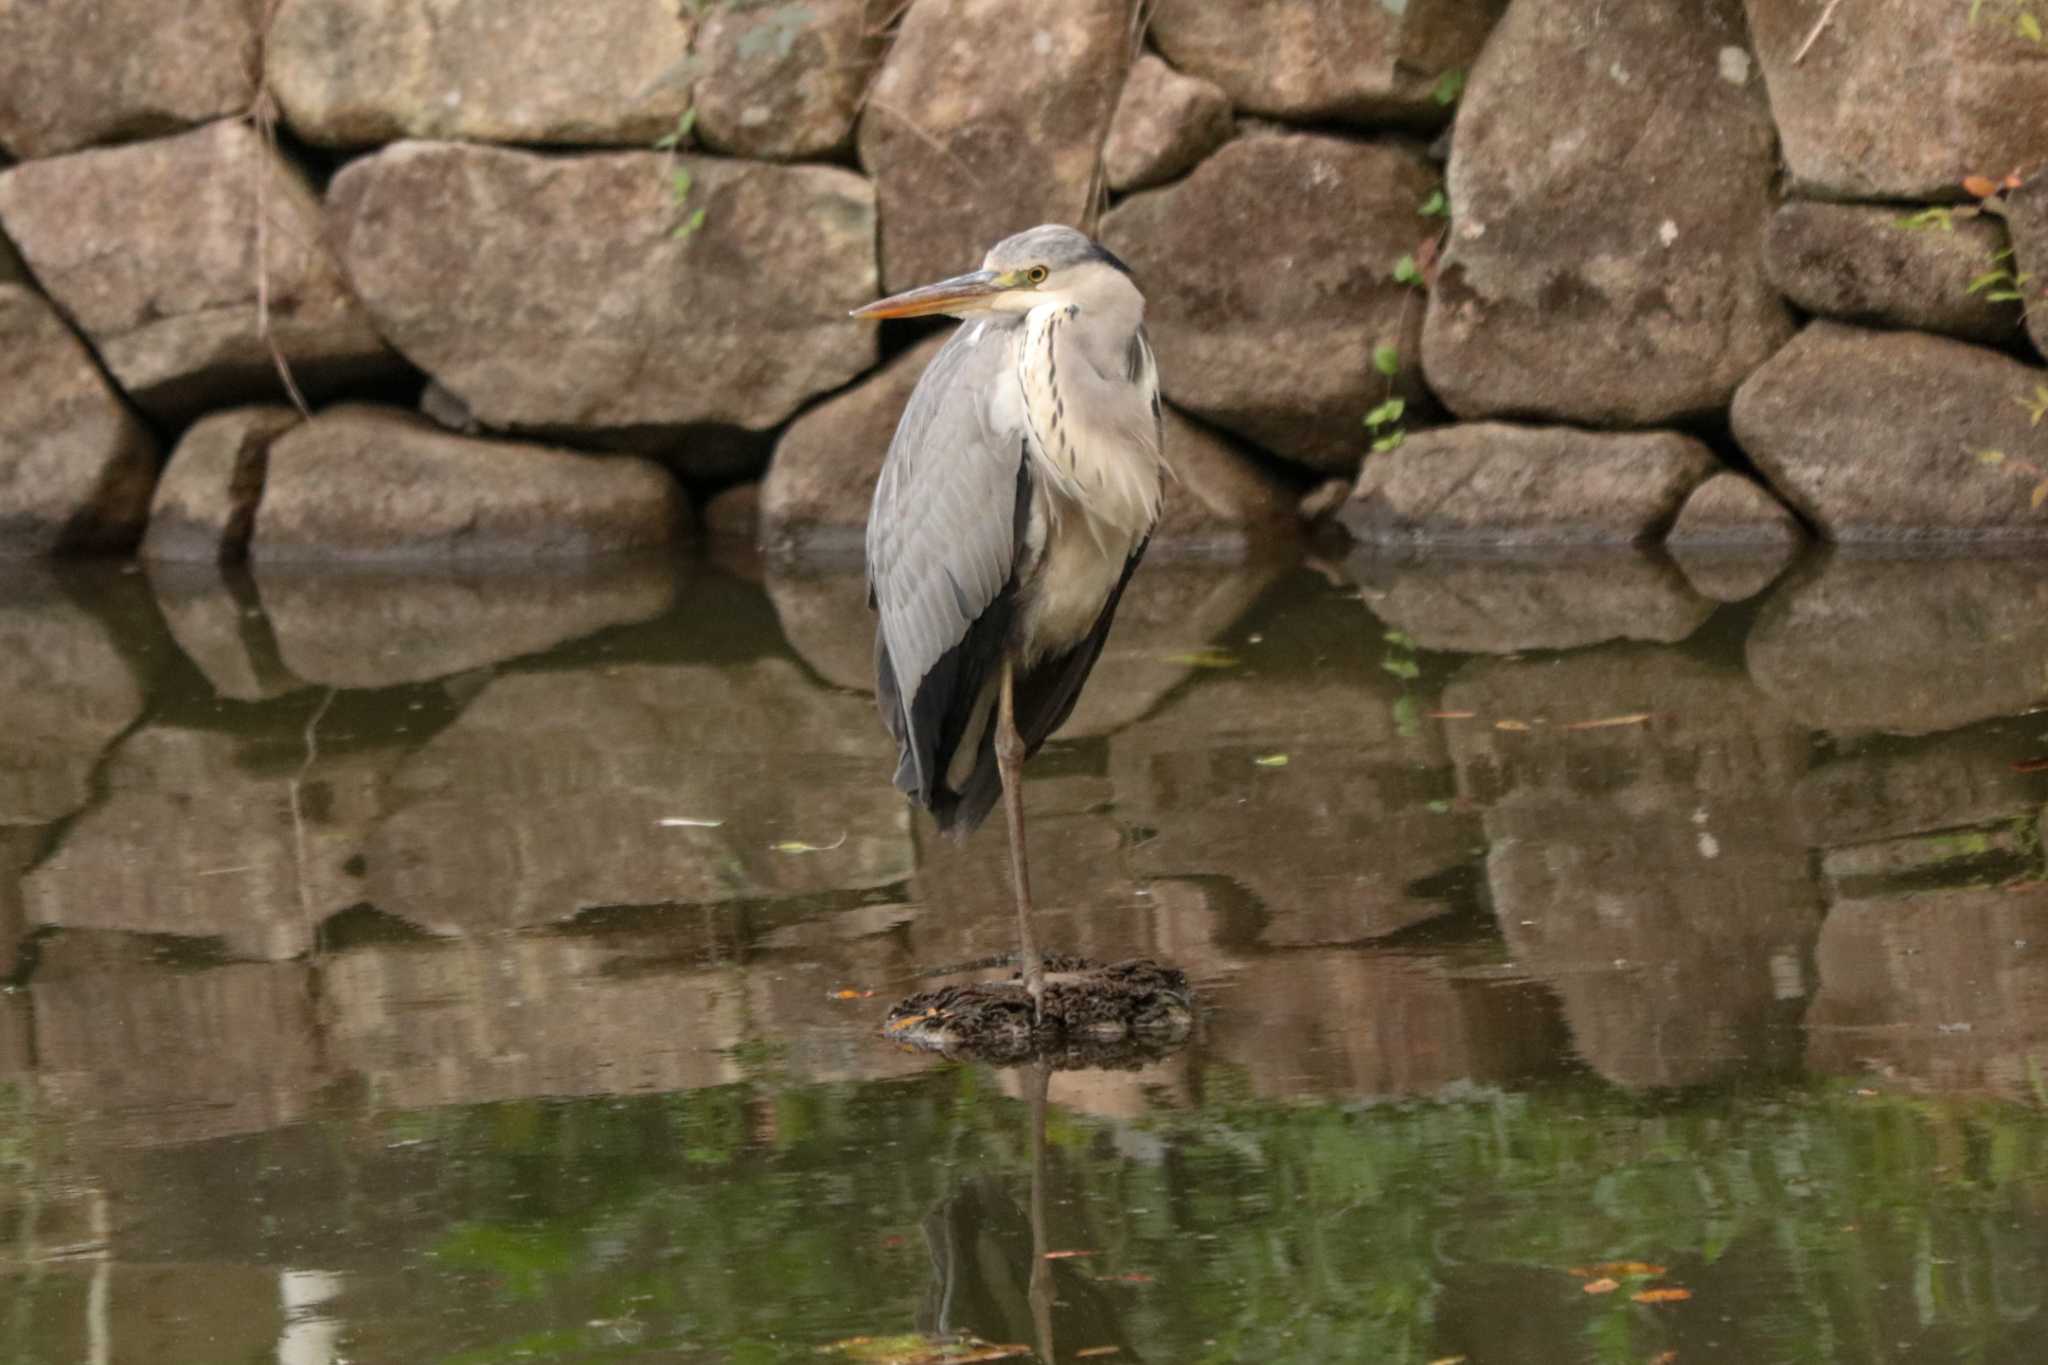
top-left (851, 269), bottom-right (1009, 320)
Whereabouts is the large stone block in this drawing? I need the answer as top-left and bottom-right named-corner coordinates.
top-left (267, 0), bottom-right (696, 146)
top-left (1103, 132), bottom-right (1439, 471)
top-left (1747, 0), bottom-right (2048, 200)
top-left (0, 121), bottom-right (398, 421)
top-left (1423, 0), bottom-right (1792, 424)
top-left (858, 0), bottom-right (1132, 294)
top-left (695, 0), bottom-right (882, 160)
top-left (329, 142), bottom-right (877, 446)
top-left (0, 287), bottom-right (159, 555)
top-left (1732, 322), bottom-right (2048, 541)
top-left (0, 0), bottom-right (262, 159)
top-left (1102, 53), bottom-right (1232, 193)
top-left (140, 407), bottom-right (301, 563)
top-left (249, 406), bottom-right (685, 564)
top-left (1764, 201), bottom-right (2023, 345)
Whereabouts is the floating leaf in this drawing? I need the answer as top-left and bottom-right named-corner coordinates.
top-left (1561, 712), bottom-right (1652, 732)
top-left (1095, 1271), bottom-right (1153, 1284)
top-left (1043, 1249), bottom-right (1100, 1260)
top-left (1075, 1349), bottom-right (1121, 1359)
top-left (1163, 648), bottom-right (1240, 668)
top-left (818, 1334), bottom-right (1031, 1364)
top-left (1432, 67), bottom-right (1466, 105)
top-left (1253, 753), bottom-right (1290, 767)
top-left (1373, 343), bottom-right (1401, 376)
top-left (1392, 253), bottom-right (1422, 285)
top-left (1632, 1287), bottom-right (1693, 1305)
top-left (1427, 709), bottom-right (1476, 720)
top-left (773, 833), bottom-right (849, 853)
top-left (658, 816), bottom-right (724, 827)
top-left (1963, 173), bottom-right (2000, 199)
top-left (831, 988), bottom-right (875, 1000)
top-left (1494, 719), bottom-right (1532, 732)
top-left (1582, 1277), bottom-right (1620, 1295)
top-left (1425, 798), bottom-right (1452, 814)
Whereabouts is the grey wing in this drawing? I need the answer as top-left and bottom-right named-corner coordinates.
top-left (865, 320), bottom-right (1029, 802)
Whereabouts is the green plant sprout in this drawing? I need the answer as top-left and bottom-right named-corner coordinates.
top-left (655, 108), bottom-right (707, 240)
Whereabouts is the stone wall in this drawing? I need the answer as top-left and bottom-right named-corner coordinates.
top-left (1, 0), bottom-right (2045, 564)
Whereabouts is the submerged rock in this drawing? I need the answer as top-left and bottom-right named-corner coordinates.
top-left (0, 570), bottom-right (149, 825)
top-left (1764, 201), bottom-right (2023, 345)
top-left (695, 0), bottom-right (881, 161)
top-left (1732, 322), bottom-right (2048, 542)
top-left (1102, 53), bottom-right (1233, 192)
top-left (0, 121), bottom-right (399, 421)
top-left (1747, 0), bottom-right (2048, 200)
top-left (858, 0), bottom-right (1130, 295)
top-left (0, 287), bottom-right (160, 556)
top-left (1342, 424), bottom-right (1719, 545)
top-left (1797, 721), bottom-right (2048, 849)
top-left (1747, 552), bottom-right (2048, 736)
top-left (141, 407), bottom-right (301, 564)
top-left (249, 406), bottom-right (685, 564)
top-left (328, 142), bottom-right (876, 445)
top-left (1148, 0), bottom-right (1503, 126)
top-left (1423, 0), bottom-right (1791, 425)
top-left (0, 0), bottom-right (261, 159)
top-left (1103, 131), bottom-right (1439, 471)
top-left (267, 0), bottom-right (695, 146)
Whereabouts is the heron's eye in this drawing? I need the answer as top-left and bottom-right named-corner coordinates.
top-left (1026, 266), bottom-right (1049, 285)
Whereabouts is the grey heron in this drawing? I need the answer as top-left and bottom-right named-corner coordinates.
top-left (854, 224), bottom-right (1165, 1009)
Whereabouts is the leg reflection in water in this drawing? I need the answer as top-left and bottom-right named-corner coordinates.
top-left (918, 1062), bottom-right (1140, 1365)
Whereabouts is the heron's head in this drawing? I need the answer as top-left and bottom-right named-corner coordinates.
top-left (851, 225), bottom-right (1139, 321)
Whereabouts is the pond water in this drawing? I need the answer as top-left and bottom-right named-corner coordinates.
top-left (3, 544), bottom-right (2048, 1364)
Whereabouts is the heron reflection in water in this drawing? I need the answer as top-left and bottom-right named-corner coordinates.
top-left (855, 226), bottom-right (1165, 1009)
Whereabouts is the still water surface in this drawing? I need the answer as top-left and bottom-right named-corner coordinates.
top-left (3, 545), bottom-right (2048, 1363)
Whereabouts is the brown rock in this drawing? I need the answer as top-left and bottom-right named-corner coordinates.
top-left (703, 481), bottom-right (762, 542)
top-left (1152, 407), bottom-right (1301, 556)
top-left (2006, 179), bottom-right (2048, 363)
top-left (1666, 472), bottom-right (1805, 547)
top-left (1423, 0), bottom-right (1793, 425)
top-left (1446, 649), bottom-right (1819, 1089)
top-left (266, 0), bottom-right (695, 146)
top-left (0, 287), bottom-right (160, 555)
top-left (858, 0), bottom-right (1132, 294)
top-left (328, 141), bottom-right (877, 445)
top-left (1731, 322), bottom-right (2048, 542)
top-left (0, 121), bottom-right (397, 421)
top-left (0, 570), bottom-right (149, 825)
top-left (1102, 54), bottom-right (1233, 193)
top-left (695, 0), bottom-right (882, 160)
top-left (23, 726), bottom-right (399, 960)
top-left (1746, 0), bottom-right (2048, 200)
top-left (1342, 423), bottom-right (1719, 545)
top-left (1348, 548), bottom-right (1715, 654)
top-left (0, 0), bottom-right (261, 159)
top-left (1148, 0), bottom-right (1504, 126)
top-left (1747, 553), bottom-right (2048, 737)
top-left (1806, 887), bottom-right (2048, 1099)
top-left (1103, 132), bottom-right (1440, 470)
top-left (256, 556), bottom-right (680, 688)
top-left (140, 407), bottom-right (300, 563)
top-left (249, 407), bottom-right (685, 564)
top-left (363, 660), bottom-right (913, 933)
top-left (1764, 201), bottom-right (2023, 345)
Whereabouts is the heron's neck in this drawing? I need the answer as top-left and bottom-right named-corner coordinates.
top-left (1027, 276), bottom-right (1144, 381)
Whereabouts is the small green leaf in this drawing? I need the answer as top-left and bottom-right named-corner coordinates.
top-left (2019, 10), bottom-right (2043, 42)
top-left (653, 131), bottom-right (680, 151)
top-left (1895, 207), bottom-right (1954, 232)
top-left (1967, 269), bottom-right (2014, 294)
top-left (1392, 694), bottom-right (1420, 739)
top-left (1432, 68), bottom-right (1466, 105)
top-left (1373, 343), bottom-right (1401, 376)
top-left (1253, 753), bottom-right (1290, 768)
top-left (1419, 189), bottom-right (1448, 218)
top-left (1381, 657), bottom-right (1421, 681)
top-left (672, 207), bottom-right (708, 240)
top-left (1371, 430), bottom-right (1406, 453)
top-left (1364, 398), bottom-right (1407, 428)
top-left (1392, 253), bottom-right (1421, 285)
top-left (1980, 449), bottom-right (2009, 465)
top-left (1425, 798), bottom-right (1452, 814)
top-left (677, 107), bottom-right (698, 138)
top-left (1382, 629), bottom-right (1415, 647)
top-left (1986, 289), bottom-right (2023, 301)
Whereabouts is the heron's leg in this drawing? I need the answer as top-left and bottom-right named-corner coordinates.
top-left (996, 658), bottom-right (1044, 1014)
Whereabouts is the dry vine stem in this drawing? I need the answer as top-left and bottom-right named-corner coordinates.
top-left (248, 0), bottom-right (312, 417)
top-left (1792, 0), bottom-right (1844, 64)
